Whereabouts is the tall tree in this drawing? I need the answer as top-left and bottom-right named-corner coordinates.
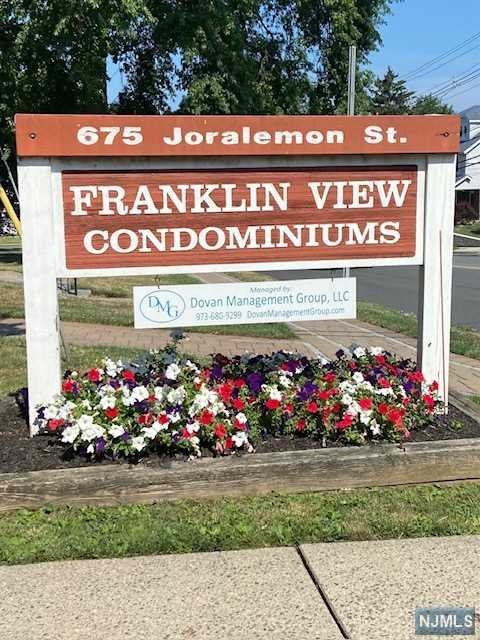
top-left (370, 66), bottom-right (414, 114)
top-left (411, 93), bottom-right (453, 115)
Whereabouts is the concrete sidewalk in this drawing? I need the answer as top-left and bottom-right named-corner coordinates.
top-left (1, 535), bottom-right (478, 640)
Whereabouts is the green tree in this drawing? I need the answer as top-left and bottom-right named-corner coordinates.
top-left (411, 93), bottom-right (453, 115)
top-left (370, 66), bottom-right (414, 114)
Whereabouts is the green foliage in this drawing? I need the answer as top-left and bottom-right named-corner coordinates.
top-left (369, 66), bottom-right (414, 114)
top-left (1, 484), bottom-right (480, 565)
top-left (411, 93), bottom-right (453, 115)
top-left (1, 0), bottom-right (396, 150)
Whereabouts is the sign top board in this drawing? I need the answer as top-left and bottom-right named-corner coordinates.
top-left (15, 113), bottom-right (459, 158)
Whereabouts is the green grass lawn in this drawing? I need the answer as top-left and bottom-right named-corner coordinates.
top-left (1, 483), bottom-right (480, 565)
top-left (358, 300), bottom-right (480, 361)
top-left (0, 235), bottom-right (22, 271)
top-left (454, 223), bottom-right (480, 238)
top-left (0, 336), bottom-right (145, 397)
top-left (0, 279), bottom-right (294, 339)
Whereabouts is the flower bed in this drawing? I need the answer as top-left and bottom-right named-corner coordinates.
top-left (34, 341), bottom-right (442, 462)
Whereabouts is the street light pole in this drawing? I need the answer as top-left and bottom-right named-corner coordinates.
top-left (343, 45), bottom-right (356, 279)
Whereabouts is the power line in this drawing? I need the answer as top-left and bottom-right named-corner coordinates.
top-left (445, 77), bottom-right (480, 101)
top-left (428, 64), bottom-right (480, 96)
top-left (401, 30), bottom-right (480, 81)
top-left (405, 42), bottom-right (480, 84)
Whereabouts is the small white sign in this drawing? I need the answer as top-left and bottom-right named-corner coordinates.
top-left (133, 278), bottom-right (356, 329)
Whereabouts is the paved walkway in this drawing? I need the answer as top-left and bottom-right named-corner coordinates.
top-left (0, 535), bottom-right (478, 640)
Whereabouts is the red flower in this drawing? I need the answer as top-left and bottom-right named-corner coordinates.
top-left (232, 398), bottom-right (245, 410)
top-left (199, 410), bottom-right (214, 425)
top-left (158, 413), bottom-right (169, 424)
top-left (47, 418), bottom-right (64, 432)
top-left (386, 407), bottom-right (405, 428)
top-left (218, 382), bottom-right (233, 402)
top-left (181, 427), bottom-right (192, 439)
top-left (422, 394), bottom-right (435, 412)
top-left (408, 370), bottom-right (424, 383)
top-left (62, 379), bottom-right (75, 393)
top-left (105, 407), bottom-right (118, 420)
top-left (265, 398), bottom-right (281, 410)
top-left (214, 424), bottom-right (227, 439)
top-left (284, 403), bottom-right (294, 414)
top-left (87, 368), bottom-right (101, 382)
top-left (358, 397), bottom-right (373, 411)
top-left (318, 390), bottom-right (331, 401)
top-left (295, 419), bottom-right (306, 432)
top-left (375, 355), bottom-right (386, 365)
top-left (335, 414), bottom-right (354, 430)
top-left (378, 377), bottom-right (390, 388)
top-left (233, 378), bottom-right (246, 388)
top-left (429, 381), bottom-right (439, 392)
top-left (122, 370), bottom-right (135, 381)
top-left (306, 401), bottom-right (318, 414)
top-left (378, 403), bottom-right (390, 415)
top-left (224, 437), bottom-right (234, 450)
top-left (137, 413), bottom-right (152, 425)
top-left (323, 372), bottom-right (336, 384)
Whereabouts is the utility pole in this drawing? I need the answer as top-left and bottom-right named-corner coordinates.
top-left (343, 45), bottom-right (356, 279)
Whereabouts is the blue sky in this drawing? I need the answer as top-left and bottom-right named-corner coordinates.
top-left (370, 0), bottom-right (480, 111)
top-left (109, 0), bottom-right (480, 113)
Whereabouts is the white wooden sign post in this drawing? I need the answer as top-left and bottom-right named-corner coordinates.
top-left (15, 114), bottom-right (459, 432)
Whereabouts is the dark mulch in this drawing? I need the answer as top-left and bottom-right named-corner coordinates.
top-left (0, 395), bottom-right (479, 474)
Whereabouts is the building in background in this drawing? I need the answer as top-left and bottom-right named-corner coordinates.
top-left (456, 105), bottom-right (480, 221)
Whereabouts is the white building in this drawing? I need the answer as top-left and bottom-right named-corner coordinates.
top-left (456, 105), bottom-right (480, 219)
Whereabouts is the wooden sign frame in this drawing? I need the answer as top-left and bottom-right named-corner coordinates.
top-left (16, 115), bottom-right (457, 432)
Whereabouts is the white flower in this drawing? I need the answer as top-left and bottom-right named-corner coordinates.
top-left (341, 393), bottom-right (354, 406)
top-left (131, 436), bottom-right (146, 452)
top-left (376, 387), bottom-right (394, 397)
top-left (353, 347), bottom-right (366, 358)
top-left (44, 404), bottom-right (60, 420)
top-left (102, 357), bottom-right (123, 377)
top-left (370, 420), bottom-right (382, 436)
top-left (31, 422), bottom-right (41, 436)
top-left (99, 395), bottom-right (116, 410)
top-left (142, 425), bottom-right (160, 439)
top-left (359, 411), bottom-right (371, 426)
top-left (86, 443), bottom-right (95, 454)
top-left (165, 363), bottom-right (181, 381)
top-left (167, 386), bottom-right (186, 404)
top-left (232, 432), bottom-right (248, 447)
top-left (352, 372), bottom-right (364, 384)
top-left (339, 381), bottom-right (355, 393)
top-left (169, 412), bottom-right (181, 424)
top-left (81, 399), bottom-right (92, 410)
top-left (235, 412), bottom-right (247, 425)
top-left (131, 385), bottom-right (149, 403)
top-left (76, 415), bottom-right (105, 442)
top-left (185, 359), bottom-right (200, 373)
top-left (109, 424), bottom-right (125, 438)
top-left (61, 424), bottom-right (80, 443)
top-left (369, 346), bottom-right (384, 356)
top-left (263, 385), bottom-right (282, 401)
top-left (279, 374), bottom-right (292, 388)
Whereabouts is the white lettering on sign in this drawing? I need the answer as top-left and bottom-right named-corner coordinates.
top-left (69, 179), bottom-right (412, 217)
top-left (133, 278), bottom-right (357, 329)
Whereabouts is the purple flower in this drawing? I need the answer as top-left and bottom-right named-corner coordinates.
top-left (211, 365), bottom-right (224, 381)
top-left (121, 432), bottom-right (131, 442)
top-left (298, 382), bottom-right (318, 400)
top-left (247, 372), bottom-right (264, 393)
top-left (134, 399), bottom-right (150, 413)
top-left (95, 437), bottom-right (106, 455)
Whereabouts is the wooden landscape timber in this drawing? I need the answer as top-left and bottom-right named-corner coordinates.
top-left (1, 434), bottom-right (480, 513)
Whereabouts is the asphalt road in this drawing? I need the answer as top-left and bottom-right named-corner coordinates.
top-left (266, 253), bottom-right (480, 330)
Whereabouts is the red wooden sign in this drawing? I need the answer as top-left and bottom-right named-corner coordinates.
top-left (62, 166), bottom-right (418, 270)
top-left (16, 114), bottom-right (459, 157)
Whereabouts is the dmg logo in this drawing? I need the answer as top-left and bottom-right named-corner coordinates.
top-left (415, 607), bottom-right (476, 636)
top-left (139, 290), bottom-right (186, 324)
